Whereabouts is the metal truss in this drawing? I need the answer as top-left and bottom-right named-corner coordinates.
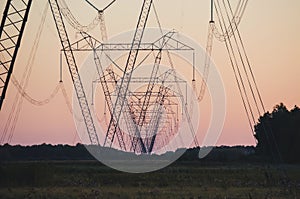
top-left (0, 0), bottom-right (33, 109)
top-left (66, 30), bottom-right (194, 52)
top-left (48, 0), bottom-right (99, 145)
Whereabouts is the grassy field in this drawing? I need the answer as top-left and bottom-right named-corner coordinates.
top-left (0, 161), bottom-right (299, 199)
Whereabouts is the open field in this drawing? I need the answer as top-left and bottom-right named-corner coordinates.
top-left (0, 161), bottom-right (299, 199)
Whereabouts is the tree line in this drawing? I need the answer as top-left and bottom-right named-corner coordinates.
top-left (0, 103), bottom-right (299, 163)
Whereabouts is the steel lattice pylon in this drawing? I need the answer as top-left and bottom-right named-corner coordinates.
top-left (66, 28), bottom-right (196, 153)
top-left (47, 0), bottom-right (198, 153)
top-left (0, 0), bottom-right (33, 109)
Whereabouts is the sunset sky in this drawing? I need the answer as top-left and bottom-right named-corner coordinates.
top-left (0, 0), bottom-right (299, 147)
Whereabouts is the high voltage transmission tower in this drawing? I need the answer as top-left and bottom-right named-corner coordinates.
top-left (0, 0), bottom-right (293, 192)
top-left (0, 0), bottom-right (211, 153)
top-left (0, 0), bottom-right (269, 157)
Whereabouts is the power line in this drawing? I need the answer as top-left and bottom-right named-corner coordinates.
top-left (214, 0), bottom-right (256, 136)
top-left (11, 76), bottom-right (61, 106)
top-left (58, 0), bottom-right (101, 32)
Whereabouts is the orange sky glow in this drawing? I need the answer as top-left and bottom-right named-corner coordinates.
top-left (0, 0), bottom-right (299, 147)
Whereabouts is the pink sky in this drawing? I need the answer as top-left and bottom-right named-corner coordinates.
top-left (0, 0), bottom-right (299, 147)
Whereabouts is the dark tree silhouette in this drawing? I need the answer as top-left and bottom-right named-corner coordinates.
top-left (254, 103), bottom-right (300, 163)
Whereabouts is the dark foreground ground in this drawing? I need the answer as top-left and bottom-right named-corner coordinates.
top-left (0, 161), bottom-right (299, 199)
